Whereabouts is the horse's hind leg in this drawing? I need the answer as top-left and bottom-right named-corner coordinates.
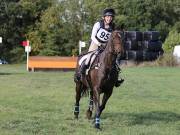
top-left (74, 82), bottom-right (82, 119)
top-left (86, 90), bottom-right (93, 119)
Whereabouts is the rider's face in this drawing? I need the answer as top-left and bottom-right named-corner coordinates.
top-left (104, 16), bottom-right (113, 24)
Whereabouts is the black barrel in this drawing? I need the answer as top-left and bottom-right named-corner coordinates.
top-left (126, 31), bottom-right (143, 41)
top-left (143, 51), bottom-right (161, 61)
top-left (126, 50), bottom-right (143, 61)
top-left (141, 40), bottom-right (162, 51)
top-left (143, 31), bottom-right (160, 41)
top-left (124, 40), bottom-right (139, 50)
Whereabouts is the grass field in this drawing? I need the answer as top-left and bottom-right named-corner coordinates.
top-left (0, 64), bottom-right (180, 135)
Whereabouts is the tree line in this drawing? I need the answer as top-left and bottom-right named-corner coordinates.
top-left (0, 0), bottom-right (179, 62)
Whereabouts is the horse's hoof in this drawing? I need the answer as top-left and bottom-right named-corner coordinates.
top-left (74, 112), bottom-right (79, 119)
top-left (74, 115), bottom-right (78, 119)
top-left (94, 123), bottom-right (101, 130)
top-left (86, 110), bottom-right (92, 120)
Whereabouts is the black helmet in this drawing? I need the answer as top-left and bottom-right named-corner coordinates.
top-left (103, 8), bottom-right (115, 17)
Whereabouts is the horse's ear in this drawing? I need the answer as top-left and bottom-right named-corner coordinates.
top-left (115, 24), bottom-right (126, 32)
top-left (116, 30), bottom-right (125, 41)
top-left (117, 32), bottom-right (121, 38)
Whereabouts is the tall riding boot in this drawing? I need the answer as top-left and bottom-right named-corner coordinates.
top-left (80, 63), bottom-right (88, 75)
top-left (75, 62), bottom-right (87, 81)
top-left (115, 64), bottom-right (124, 87)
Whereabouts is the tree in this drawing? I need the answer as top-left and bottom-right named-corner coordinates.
top-left (0, 0), bottom-right (53, 62)
top-left (163, 22), bottom-right (180, 52)
top-left (0, 0), bottom-right (180, 62)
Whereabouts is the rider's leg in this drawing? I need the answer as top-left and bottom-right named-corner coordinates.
top-left (114, 64), bottom-right (124, 87)
top-left (76, 54), bottom-right (97, 81)
top-left (76, 42), bottom-right (99, 80)
top-left (88, 41), bottom-right (99, 52)
top-left (80, 42), bottom-right (98, 75)
top-left (75, 62), bottom-right (87, 81)
top-left (80, 61), bottom-right (88, 75)
top-left (80, 51), bottom-right (98, 75)
top-left (115, 55), bottom-right (124, 87)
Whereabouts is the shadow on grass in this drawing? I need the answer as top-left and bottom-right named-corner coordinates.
top-left (0, 72), bottom-right (24, 75)
top-left (102, 111), bottom-right (180, 125)
top-left (0, 73), bottom-right (12, 75)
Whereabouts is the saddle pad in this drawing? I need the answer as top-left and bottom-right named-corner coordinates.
top-left (79, 49), bottom-right (99, 67)
top-left (79, 51), bottom-right (94, 66)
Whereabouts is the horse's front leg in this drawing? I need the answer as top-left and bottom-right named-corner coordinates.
top-left (93, 87), bottom-right (101, 129)
top-left (74, 83), bottom-right (81, 119)
top-left (99, 91), bottom-right (112, 116)
top-left (86, 90), bottom-right (93, 119)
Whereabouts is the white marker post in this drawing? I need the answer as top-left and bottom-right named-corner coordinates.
top-left (173, 45), bottom-right (180, 63)
top-left (79, 40), bottom-right (86, 54)
top-left (0, 37), bottom-right (2, 43)
top-left (24, 40), bottom-right (31, 71)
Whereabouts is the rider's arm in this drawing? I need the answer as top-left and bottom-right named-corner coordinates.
top-left (91, 22), bottom-right (101, 46)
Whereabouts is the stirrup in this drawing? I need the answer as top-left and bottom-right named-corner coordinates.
top-left (115, 78), bottom-right (124, 87)
top-left (115, 64), bottom-right (121, 72)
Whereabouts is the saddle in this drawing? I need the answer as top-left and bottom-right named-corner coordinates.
top-left (75, 47), bottom-right (124, 87)
top-left (78, 50), bottom-right (99, 75)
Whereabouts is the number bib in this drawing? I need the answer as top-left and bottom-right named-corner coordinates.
top-left (96, 28), bottom-right (111, 43)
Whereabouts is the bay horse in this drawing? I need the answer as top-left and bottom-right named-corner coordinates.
top-left (74, 30), bottom-right (124, 129)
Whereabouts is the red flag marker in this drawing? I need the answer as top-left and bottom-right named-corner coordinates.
top-left (21, 40), bottom-right (29, 46)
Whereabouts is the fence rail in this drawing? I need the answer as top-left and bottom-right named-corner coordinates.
top-left (28, 56), bottom-right (77, 71)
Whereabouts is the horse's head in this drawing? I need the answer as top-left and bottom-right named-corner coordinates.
top-left (110, 30), bottom-right (124, 55)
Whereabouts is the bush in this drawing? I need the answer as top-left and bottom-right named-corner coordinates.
top-left (9, 47), bottom-right (26, 63)
top-left (154, 53), bottom-right (179, 67)
top-left (163, 23), bottom-right (180, 52)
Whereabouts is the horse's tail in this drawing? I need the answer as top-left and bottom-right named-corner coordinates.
top-left (74, 56), bottom-right (81, 83)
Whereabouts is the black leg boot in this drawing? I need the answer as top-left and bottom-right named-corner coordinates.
top-left (81, 64), bottom-right (87, 75)
top-left (115, 64), bottom-right (124, 87)
top-left (75, 63), bottom-right (87, 81)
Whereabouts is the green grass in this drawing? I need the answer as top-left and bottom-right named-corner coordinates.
top-left (0, 64), bottom-right (180, 135)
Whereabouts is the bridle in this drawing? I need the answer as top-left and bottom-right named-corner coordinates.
top-left (111, 31), bottom-right (123, 55)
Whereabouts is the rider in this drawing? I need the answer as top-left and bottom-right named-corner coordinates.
top-left (78, 8), bottom-right (124, 87)
top-left (88, 8), bottom-right (115, 52)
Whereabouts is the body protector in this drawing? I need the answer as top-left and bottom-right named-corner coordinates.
top-left (95, 20), bottom-right (115, 44)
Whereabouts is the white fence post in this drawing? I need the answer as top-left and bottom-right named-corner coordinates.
top-left (24, 40), bottom-right (31, 71)
top-left (79, 40), bottom-right (86, 54)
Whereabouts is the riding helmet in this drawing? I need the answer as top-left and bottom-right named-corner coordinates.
top-left (103, 8), bottom-right (115, 17)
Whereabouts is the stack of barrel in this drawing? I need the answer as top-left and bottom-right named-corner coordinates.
top-left (124, 31), bottom-right (164, 61)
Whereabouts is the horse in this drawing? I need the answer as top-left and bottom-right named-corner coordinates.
top-left (73, 30), bottom-right (124, 129)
